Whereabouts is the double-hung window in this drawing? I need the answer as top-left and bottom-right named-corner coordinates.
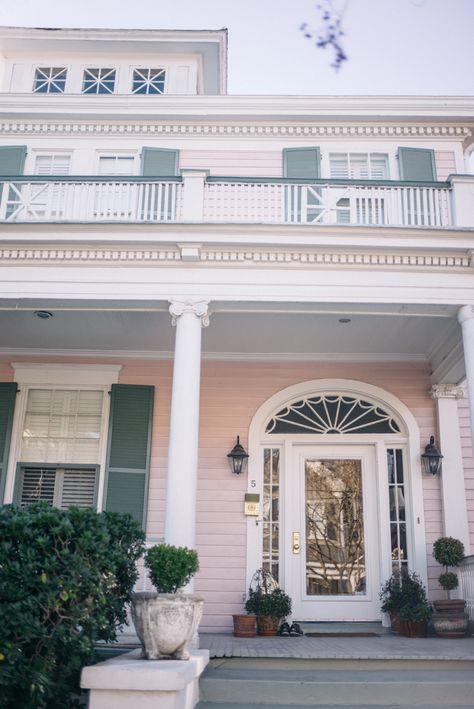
top-left (17, 388), bottom-right (104, 509)
top-left (329, 153), bottom-right (389, 180)
top-left (33, 67), bottom-right (67, 93)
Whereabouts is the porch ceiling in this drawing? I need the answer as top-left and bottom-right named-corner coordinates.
top-left (0, 300), bottom-right (463, 383)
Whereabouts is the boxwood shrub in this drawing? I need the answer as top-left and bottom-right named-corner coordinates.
top-left (0, 503), bottom-right (145, 709)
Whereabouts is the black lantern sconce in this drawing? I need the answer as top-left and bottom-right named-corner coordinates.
top-left (227, 436), bottom-right (249, 475)
top-left (421, 435), bottom-right (443, 475)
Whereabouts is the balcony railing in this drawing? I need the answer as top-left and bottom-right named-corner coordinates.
top-left (0, 173), bottom-right (469, 228)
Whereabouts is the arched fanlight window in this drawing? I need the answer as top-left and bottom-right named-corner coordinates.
top-left (266, 394), bottom-right (401, 435)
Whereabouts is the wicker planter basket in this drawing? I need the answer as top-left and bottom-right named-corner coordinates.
top-left (256, 614), bottom-right (280, 636)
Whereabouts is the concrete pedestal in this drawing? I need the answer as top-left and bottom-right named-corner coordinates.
top-left (81, 648), bottom-right (209, 709)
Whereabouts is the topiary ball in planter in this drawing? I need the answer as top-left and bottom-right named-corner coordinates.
top-left (131, 543), bottom-right (203, 660)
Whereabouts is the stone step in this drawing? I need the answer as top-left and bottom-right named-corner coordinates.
top-left (197, 705), bottom-right (473, 709)
top-left (199, 665), bottom-right (474, 706)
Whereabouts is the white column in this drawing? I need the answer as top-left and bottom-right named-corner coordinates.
top-left (458, 305), bottom-right (474, 451)
top-left (430, 384), bottom-right (470, 550)
top-left (165, 299), bottom-right (209, 550)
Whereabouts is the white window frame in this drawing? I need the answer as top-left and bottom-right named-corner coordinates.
top-left (33, 152), bottom-right (72, 176)
top-left (97, 152), bottom-right (138, 175)
top-left (32, 66), bottom-right (69, 94)
top-left (329, 152), bottom-right (390, 180)
top-left (130, 66), bottom-right (167, 95)
top-left (81, 66), bottom-right (118, 95)
top-left (4, 364), bottom-right (121, 510)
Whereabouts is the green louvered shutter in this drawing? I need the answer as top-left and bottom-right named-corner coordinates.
top-left (0, 146), bottom-right (27, 176)
top-left (141, 147), bottom-right (179, 176)
top-left (398, 147), bottom-right (436, 181)
top-left (104, 384), bottom-right (154, 527)
top-left (0, 383), bottom-right (17, 503)
top-left (283, 147), bottom-right (321, 179)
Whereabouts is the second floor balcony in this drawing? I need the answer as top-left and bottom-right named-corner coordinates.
top-left (0, 172), bottom-right (472, 229)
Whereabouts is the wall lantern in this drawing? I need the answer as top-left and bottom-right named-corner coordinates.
top-left (421, 435), bottom-right (443, 475)
top-left (227, 436), bottom-right (249, 475)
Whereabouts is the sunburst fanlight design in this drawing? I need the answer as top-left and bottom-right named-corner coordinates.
top-left (266, 394), bottom-right (401, 435)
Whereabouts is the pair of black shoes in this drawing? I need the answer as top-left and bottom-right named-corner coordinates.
top-left (279, 622), bottom-right (304, 637)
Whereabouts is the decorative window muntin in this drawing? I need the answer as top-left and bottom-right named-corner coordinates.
top-left (387, 448), bottom-right (408, 573)
top-left (33, 67), bottom-right (67, 93)
top-left (34, 154), bottom-right (71, 176)
top-left (82, 68), bottom-right (116, 94)
top-left (132, 68), bottom-right (166, 94)
top-left (262, 448), bottom-right (280, 582)
top-left (266, 394), bottom-right (401, 435)
top-left (330, 153), bottom-right (389, 180)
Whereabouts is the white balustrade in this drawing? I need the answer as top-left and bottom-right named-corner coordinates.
top-left (0, 178), bottom-right (454, 227)
top-left (0, 180), bottom-right (181, 223)
top-left (458, 554), bottom-right (474, 620)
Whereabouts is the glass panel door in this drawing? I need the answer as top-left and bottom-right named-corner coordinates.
top-left (305, 458), bottom-right (366, 596)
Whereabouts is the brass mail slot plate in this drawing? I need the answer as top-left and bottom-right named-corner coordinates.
top-left (244, 493), bottom-right (260, 516)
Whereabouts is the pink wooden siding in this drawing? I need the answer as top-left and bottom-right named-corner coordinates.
top-left (458, 392), bottom-right (474, 550)
top-left (180, 150), bottom-right (282, 176)
top-left (0, 356), bottom-right (446, 632)
top-left (435, 151), bottom-right (456, 180)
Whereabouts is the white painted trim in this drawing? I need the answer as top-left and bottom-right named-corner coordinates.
top-left (0, 348), bottom-right (430, 363)
top-left (12, 363), bottom-right (121, 386)
top-left (246, 378), bottom-right (428, 603)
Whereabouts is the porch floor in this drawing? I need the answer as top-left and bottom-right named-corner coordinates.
top-left (199, 624), bottom-right (474, 661)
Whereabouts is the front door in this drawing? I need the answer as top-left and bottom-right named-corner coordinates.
top-left (287, 445), bottom-right (380, 621)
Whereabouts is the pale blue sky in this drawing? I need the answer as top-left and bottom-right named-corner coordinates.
top-left (0, 0), bottom-right (473, 95)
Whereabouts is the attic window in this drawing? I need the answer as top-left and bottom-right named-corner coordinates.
top-left (132, 68), bottom-right (166, 94)
top-left (82, 68), bottom-right (116, 94)
top-left (33, 67), bottom-right (67, 93)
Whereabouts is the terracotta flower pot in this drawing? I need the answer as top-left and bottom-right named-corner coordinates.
top-left (256, 614), bottom-right (280, 636)
top-left (389, 609), bottom-right (401, 635)
top-left (400, 619), bottom-right (427, 638)
top-left (232, 614), bottom-right (256, 638)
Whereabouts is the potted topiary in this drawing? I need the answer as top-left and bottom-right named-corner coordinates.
top-left (431, 536), bottom-right (469, 638)
top-left (245, 587), bottom-right (292, 635)
top-left (131, 543), bottom-right (203, 660)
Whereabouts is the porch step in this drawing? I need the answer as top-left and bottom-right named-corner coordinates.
top-left (198, 659), bottom-right (474, 706)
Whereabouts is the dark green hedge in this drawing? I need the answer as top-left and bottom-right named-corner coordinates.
top-left (0, 503), bottom-right (145, 709)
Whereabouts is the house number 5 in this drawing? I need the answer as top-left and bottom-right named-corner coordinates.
top-left (250, 479), bottom-right (256, 488)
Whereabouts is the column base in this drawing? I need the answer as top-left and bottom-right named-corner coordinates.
top-left (81, 648), bottom-right (209, 709)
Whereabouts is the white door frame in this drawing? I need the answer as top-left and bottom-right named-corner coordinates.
top-left (246, 379), bottom-right (427, 618)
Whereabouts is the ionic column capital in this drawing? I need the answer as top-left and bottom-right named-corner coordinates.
top-left (169, 299), bottom-right (210, 327)
top-left (430, 384), bottom-right (464, 401)
top-left (458, 305), bottom-right (474, 325)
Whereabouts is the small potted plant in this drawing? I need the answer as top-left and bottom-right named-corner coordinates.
top-left (399, 600), bottom-right (431, 638)
top-left (432, 536), bottom-right (469, 638)
top-left (380, 570), bottom-right (427, 635)
top-left (131, 543), bottom-right (203, 660)
top-left (245, 587), bottom-right (292, 635)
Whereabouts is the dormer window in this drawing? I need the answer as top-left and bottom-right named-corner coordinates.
top-left (132, 68), bottom-right (166, 94)
top-left (33, 67), bottom-right (67, 93)
top-left (82, 68), bottom-right (116, 94)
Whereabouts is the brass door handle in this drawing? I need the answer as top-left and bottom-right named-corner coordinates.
top-left (292, 531), bottom-right (301, 554)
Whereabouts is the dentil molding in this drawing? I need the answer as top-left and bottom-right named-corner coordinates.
top-left (0, 120), bottom-right (470, 139)
top-left (0, 246), bottom-right (470, 269)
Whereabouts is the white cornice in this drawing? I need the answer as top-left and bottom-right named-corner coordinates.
top-left (0, 348), bottom-right (429, 363)
top-left (0, 244), bottom-right (471, 270)
top-left (0, 117), bottom-right (471, 140)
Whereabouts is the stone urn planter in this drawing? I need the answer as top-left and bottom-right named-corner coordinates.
top-left (132, 543), bottom-right (201, 660)
top-left (432, 599), bottom-right (469, 639)
top-left (132, 592), bottom-right (203, 660)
